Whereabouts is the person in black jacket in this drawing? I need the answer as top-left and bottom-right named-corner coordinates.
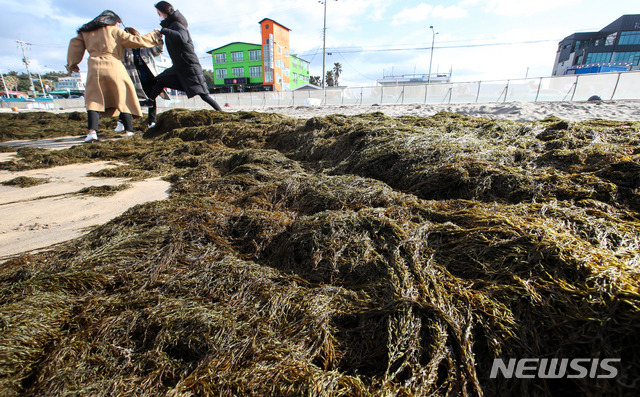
top-left (148, 1), bottom-right (222, 111)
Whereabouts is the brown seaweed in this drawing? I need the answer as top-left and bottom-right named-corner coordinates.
top-left (0, 109), bottom-right (638, 396)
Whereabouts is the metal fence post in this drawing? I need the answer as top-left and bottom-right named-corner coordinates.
top-left (611, 72), bottom-right (622, 101)
top-left (504, 81), bottom-right (509, 102)
top-left (475, 81), bottom-right (481, 103)
top-left (570, 75), bottom-right (579, 101)
top-left (535, 77), bottom-right (543, 102)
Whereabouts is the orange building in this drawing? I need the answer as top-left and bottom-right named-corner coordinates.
top-left (260, 19), bottom-right (291, 92)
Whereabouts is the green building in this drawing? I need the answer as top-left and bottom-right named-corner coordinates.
top-left (207, 42), bottom-right (264, 93)
top-left (290, 55), bottom-right (311, 89)
top-left (207, 39), bottom-right (310, 92)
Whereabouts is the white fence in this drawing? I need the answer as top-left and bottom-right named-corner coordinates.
top-left (3, 70), bottom-right (640, 112)
top-left (168, 70), bottom-right (640, 110)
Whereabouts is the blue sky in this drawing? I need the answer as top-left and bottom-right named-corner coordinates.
top-left (0, 0), bottom-right (637, 86)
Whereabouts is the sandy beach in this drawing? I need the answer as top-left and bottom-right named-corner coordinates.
top-left (232, 99), bottom-right (640, 122)
top-left (0, 159), bottom-right (171, 260)
top-left (1, 100), bottom-right (638, 260)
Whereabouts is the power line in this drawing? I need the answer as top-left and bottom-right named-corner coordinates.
top-left (295, 38), bottom-right (560, 57)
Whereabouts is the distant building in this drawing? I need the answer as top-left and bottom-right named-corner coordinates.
top-left (552, 14), bottom-right (640, 76)
top-left (207, 19), bottom-right (310, 93)
top-left (52, 72), bottom-right (86, 93)
top-left (377, 71), bottom-right (451, 86)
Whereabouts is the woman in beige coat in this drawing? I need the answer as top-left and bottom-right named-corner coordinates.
top-left (66, 10), bottom-right (162, 142)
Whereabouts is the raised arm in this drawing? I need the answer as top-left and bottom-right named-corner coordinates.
top-left (146, 40), bottom-right (165, 58)
top-left (66, 34), bottom-right (86, 72)
top-left (160, 24), bottom-right (189, 44)
top-left (115, 29), bottom-right (163, 49)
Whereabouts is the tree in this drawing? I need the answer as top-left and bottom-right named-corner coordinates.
top-left (309, 75), bottom-right (321, 86)
top-left (325, 71), bottom-right (334, 87)
top-left (202, 69), bottom-right (215, 90)
top-left (332, 63), bottom-right (342, 87)
top-left (3, 75), bottom-right (18, 91)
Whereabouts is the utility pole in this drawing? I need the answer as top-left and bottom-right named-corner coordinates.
top-left (428, 26), bottom-right (437, 84)
top-left (1, 72), bottom-right (8, 94)
top-left (319, 0), bottom-right (338, 89)
top-left (38, 73), bottom-right (46, 96)
top-left (16, 39), bottom-right (35, 95)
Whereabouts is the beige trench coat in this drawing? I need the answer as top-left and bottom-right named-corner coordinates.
top-left (67, 26), bottom-right (162, 117)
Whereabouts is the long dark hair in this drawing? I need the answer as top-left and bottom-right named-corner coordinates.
top-left (156, 1), bottom-right (188, 29)
top-left (77, 10), bottom-right (122, 34)
top-left (154, 1), bottom-right (174, 15)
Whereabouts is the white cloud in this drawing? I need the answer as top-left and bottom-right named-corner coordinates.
top-left (483, 0), bottom-right (583, 17)
top-left (432, 5), bottom-right (469, 19)
top-left (392, 4), bottom-right (434, 25)
top-left (392, 3), bottom-right (468, 26)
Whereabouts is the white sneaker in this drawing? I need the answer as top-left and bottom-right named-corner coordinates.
top-left (148, 122), bottom-right (156, 129)
top-left (123, 131), bottom-right (135, 137)
top-left (84, 131), bottom-right (98, 143)
top-left (114, 121), bottom-right (125, 132)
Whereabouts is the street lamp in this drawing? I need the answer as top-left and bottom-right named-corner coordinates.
top-left (427, 26), bottom-right (438, 84)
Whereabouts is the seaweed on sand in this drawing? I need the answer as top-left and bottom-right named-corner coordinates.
top-left (0, 110), bottom-right (639, 396)
top-left (77, 183), bottom-right (132, 197)
top-left (1, 176), bottom-right (49, 187)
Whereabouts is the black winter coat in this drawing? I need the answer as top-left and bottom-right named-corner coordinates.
top-left (159, 11), bottom-right (209, 98)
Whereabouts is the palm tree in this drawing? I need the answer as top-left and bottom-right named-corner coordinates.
top-left (325, 71), bottom-right (335, 87)
top-left (332, 63), bottom-right (342, 86)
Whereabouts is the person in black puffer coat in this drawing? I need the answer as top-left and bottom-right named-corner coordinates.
top-left (148, 1), bottom-right (222, 111)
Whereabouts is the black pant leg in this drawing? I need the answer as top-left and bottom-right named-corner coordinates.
top-left (141, 79), bottom-right (157, 124)
top-left (88, 110), bottom-right (100, 131)
top-left (120, 113), bottom-right (133, 131)
top-left (149, 67), bottom-right (182, 100)
top-left (199, 94), bottom-right (222, 111)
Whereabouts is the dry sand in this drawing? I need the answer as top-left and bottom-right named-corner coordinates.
top-left (1, 100), bottom-right (638, 260)
top-left (0, 159), bottom-right (170, 260)
top-left (236, 100), bottom-right (640, 122)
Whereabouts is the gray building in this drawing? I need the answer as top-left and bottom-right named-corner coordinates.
top-left (552, 14), bottom-right (640, 76)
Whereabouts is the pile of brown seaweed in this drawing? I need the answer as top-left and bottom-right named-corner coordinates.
top-left (1, 109), bottom-right (639, 396)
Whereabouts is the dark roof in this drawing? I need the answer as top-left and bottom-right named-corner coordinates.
top-left (601, 14), bottom-right (640, 33)
top-left (258, 18), bottom-right (292, 32)
top-left (206, 42), bottom-right (260, 54)
top-left (559, 14), bottom-right (640, 43)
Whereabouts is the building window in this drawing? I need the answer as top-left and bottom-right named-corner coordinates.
top-left (214, 53), bottom-right (226, 64)
top-left (619, 31), bottom-right (640, 46)
top-left (216, 69), bottom-right (227, 79)
top-left (585, 52), bottom-right (612, 64)
top-left (232, 67), bottom-right (244, 77)
top-left (250, 66), bottom-right (262, 77)
top-left (605, 33), bottom-right (617, 46)
top-left (613, 51), bottom-right (640, 64)
top-left (232, 52), bottom-right (243, 62)
top-left (249, 50), bottom-right (262, 61)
